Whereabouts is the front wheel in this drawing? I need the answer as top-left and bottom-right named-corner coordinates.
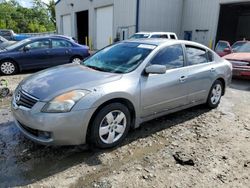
top-left (0, 61), bottom-right (18, 75)
top-left (206, 80), bottom-right (223, 109)
top-left (89, 103), bottom-right (131, 149)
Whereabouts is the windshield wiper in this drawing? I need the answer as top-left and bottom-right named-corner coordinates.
top-left (84, 65), bottom-right (109, 72)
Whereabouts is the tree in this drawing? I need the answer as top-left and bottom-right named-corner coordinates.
top-left (0, 0), bottom-right (56, 33)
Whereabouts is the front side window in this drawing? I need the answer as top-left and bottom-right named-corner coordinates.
top-left (27, 40), bottom-right (50, 50)
top-left (150, 44), bottom-right (184, 69)
top-left (82, 42), bottom-right (154, 73)
top-left (186, 46), bottom-right (208, 65)
top-left (52, 39), bottom-right (72, 48)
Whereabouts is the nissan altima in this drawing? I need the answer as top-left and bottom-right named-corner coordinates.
top-left (12, 39), bottom-right (232, 148)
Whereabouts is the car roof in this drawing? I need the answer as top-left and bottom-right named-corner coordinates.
top-left (135, 32), bottom-right (177, 35)
top-left (125, 38), bottom-right (210, 50)
top-left (27, 36), bottom-right (74, 41)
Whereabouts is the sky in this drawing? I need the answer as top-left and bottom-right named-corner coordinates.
top-left (17, 0), bottom-right (51, 8)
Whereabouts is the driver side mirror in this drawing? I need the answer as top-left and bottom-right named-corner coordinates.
top-left (145, 65), bottom-right (166, 74)
top-left (23, 45), bottom-right (31, 52)
top-left (223, 48), bottom-right (232, 53)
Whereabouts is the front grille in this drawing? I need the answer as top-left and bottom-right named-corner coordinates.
top-left (16, 90), bottom-right (38, 109)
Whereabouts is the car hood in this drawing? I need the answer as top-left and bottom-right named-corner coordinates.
top-left (20, 64), bottom-right (122, 101)
top-left (224, 53), bottom-right (250, 62)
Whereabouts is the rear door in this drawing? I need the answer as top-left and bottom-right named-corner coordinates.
top-left (184, 45), bottom-right (215, 104)
top-left (50, 39), bottom-right (73, 65)
top-left (140, 44), bottom-right (189, 117)
top-left (17, 39), bottom-right (52, 69)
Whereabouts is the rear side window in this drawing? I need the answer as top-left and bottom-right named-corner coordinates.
top-left (185, 46), bottom-right (208, 65)
top-left (52, 39), bottom-right (72, 48)
top-left (150, 44), bottom-right (184, 69)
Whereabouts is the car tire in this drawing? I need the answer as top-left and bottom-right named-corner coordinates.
top-left (71, 56), bottom-right (82, 64)
top-left (0, 60), bottom-right (18, 75)
top-left (89, 103), bottom-right (131, 149)
top-left (206, 80), bottom-right (223, 109)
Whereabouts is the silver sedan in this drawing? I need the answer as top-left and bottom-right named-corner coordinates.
top-left (12, 39), bottom-right (232, 148)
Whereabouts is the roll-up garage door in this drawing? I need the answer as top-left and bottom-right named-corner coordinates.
top-left (62, 14), bottom-right (72, 37)
top-left (96, 6), bottom-right (113, 49)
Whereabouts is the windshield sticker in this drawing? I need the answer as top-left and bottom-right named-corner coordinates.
top-left (138, 44), bottom-right (156, 50)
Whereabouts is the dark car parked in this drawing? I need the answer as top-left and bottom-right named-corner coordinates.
top-left (0, 36), bottom-right (90, 75)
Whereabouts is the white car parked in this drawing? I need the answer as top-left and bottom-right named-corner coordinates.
top-left (130, 32), bottom-right (178, 40)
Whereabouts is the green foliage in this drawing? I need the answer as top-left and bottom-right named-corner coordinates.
top-left (0, 0), bottom-right (55, 33)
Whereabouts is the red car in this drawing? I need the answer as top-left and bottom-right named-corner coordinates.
top-left (223, 42), bottom-right (250, 79)
top-left (215, 40), bottom-right (248, 57)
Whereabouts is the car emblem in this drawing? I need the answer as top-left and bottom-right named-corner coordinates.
top-left (15, 91), bottom-right (21, 103)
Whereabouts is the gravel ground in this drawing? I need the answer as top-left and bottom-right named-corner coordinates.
top-left (0, 73), bottom-right (249, 188)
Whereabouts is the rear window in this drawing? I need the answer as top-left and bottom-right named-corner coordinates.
top-left (150, 34), bottom-right (168, 39)
top-left (215, 41), bottom-right (230, 52)
top-left (130, 34), bottom-right (150, 39)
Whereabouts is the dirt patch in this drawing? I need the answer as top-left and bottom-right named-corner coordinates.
top-left (0, 75), bottom-right (249, 188)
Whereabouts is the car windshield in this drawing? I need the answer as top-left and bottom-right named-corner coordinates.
top-left (129, 34), bottom-right (150, 39)
top-left (232, 41), bottom-right (247, 52)
top-left (0, 36), bottom-right (7, 43)
top-left (5, 39), bottom-right (31, 50)
top-left (236, 42), bottom-right (250, 53)
top-left (215, 41), bottom-right (229, 52)
top-left (82, 42), bottom-right (155, 73)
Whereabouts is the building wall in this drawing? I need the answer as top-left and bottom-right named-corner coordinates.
top-left (139, 0), bottom-right (183, 36)
top-left (55, 0), bottom-right (136, 49)
top-left (181, 0), bottom-right (250, 47)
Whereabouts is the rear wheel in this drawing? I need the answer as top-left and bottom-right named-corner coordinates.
top-left (89, 103), bottom-right (131, 149)
top-left (206, 80), bottom-right (223, 109)
top-left (71, 56), bottom-right (82, 64)
top-left (0, 61), bottom-right (18, 75)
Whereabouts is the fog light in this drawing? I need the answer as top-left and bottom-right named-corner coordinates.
top-left (38, 131), bottom-right (51, 139)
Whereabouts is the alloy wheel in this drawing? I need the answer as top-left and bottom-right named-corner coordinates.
top-left (210, 84), bottom-right (222, 105)
top-left (72, 58), bottom-right (82, 64)
top-left (1, 62), bottom-right (16, 75)
top-left (99, 110), bottom-right (127, 144)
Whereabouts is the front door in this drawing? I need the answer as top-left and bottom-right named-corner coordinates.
top-left (140, 44), bottom-right (189, 118)
top-left (18, 39), bottom-right (51, 70)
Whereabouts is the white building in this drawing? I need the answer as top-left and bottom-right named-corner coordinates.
top-left (55, 0), bottom-right (250, 49)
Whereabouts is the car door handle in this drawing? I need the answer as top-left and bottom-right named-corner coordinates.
top-left (179, 76), bottom-right (187, 83)
top-left (210, 68), bottom-right (216, 73)
top-left (65, 50), bottom-right (69, 54)
top-left (46, 50), bottom-right (50, 54)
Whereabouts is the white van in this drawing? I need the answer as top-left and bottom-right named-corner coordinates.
top-left (130, 32), bottom-right (178, 40)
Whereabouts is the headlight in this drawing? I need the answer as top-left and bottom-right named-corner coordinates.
top-left (42, 90), bottom-right (90, 113)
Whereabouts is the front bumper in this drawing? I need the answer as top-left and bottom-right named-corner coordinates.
top-left (12, 100), bottom-right (97, 146)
